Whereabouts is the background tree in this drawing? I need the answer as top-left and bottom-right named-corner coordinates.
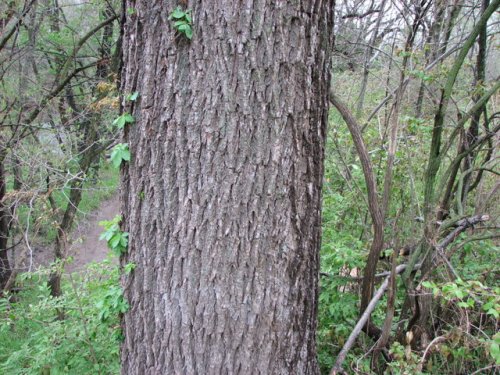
top-left (0, 0), bottom-right (120, 292)
top-left (321, 0), bottom-right (499, 373)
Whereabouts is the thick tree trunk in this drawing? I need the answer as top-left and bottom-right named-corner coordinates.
top-left (119, 1), bottom-right (334, 373)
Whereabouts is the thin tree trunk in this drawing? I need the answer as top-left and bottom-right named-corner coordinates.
top-left (461, 0), bottom-right (489, 205)
top-left (47, 3), bottom-right (116, 296)
top-left (119, 1), bottom-right (334, 373)
top-left (0, 158), bottom-right (12, 289)
top-left (408, 0), bottom-right (500, 342)
top-left (356, 0), bottom-right (387, 118)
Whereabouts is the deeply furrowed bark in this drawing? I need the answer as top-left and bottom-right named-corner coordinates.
top-left (119, 1), bottom-right (334, 374)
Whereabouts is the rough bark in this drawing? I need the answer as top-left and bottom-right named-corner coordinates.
top-left (119, 1), bottom-right (334, 374)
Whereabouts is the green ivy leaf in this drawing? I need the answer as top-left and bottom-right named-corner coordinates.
top-left (124, 262), bottom-right (136, 274)
top-left (169, 7), bottom-right (193, 40)
top-left (127, 91), bottom-right (139, 101)
top-left (110, 233), bottom-right (122, 249)
top-left (170, 7), bottom-right (186, 19)
top-left (109, 143), bottom-right (131, 168)
top-left (422, 281), bottom-right (434, 289)
top-left (112, 116), bottom-right (126, 129)
top-left (490, 335), bottom-right (500, 364)
top-left (99, 215), bottom-right (129, 256)
top-left (112, 113), bottom-right (134, 129)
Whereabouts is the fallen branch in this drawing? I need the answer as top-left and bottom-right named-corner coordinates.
top-left (438, 214), bottom-right (490, 250)
top-left (321, 267), bottom-right (408, 281)
top-left (330, 263), bottom-right (421, 374)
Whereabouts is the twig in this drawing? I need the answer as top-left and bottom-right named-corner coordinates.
top-left (470, 364), bottom-right (498, 375)
top-left (417, 335), bottom-right (446, 372)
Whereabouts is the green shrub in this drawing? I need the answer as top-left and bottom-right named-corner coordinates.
top-left (0, 258), bottom-right (123, 374)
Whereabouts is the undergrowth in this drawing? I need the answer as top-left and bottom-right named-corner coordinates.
top-left (0, 258), bottom-right (122, 374)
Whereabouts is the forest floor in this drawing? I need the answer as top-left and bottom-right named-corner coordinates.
top-left (65, 195), bottom-right (119, 272)
top-left (18, 195), bottom-right (120, 273)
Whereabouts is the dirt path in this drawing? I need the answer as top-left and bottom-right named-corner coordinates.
top-left (65, 195), bottom-right (120, 272)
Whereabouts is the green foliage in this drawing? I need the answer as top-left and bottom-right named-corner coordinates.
top-left (96, 286), bottom-right (129, 322)
top-left (402, 115), bottom-right (431, 136)
top-left (99, 215), bottom-right (128, 256)
top-left (126, 91), bottom-right (139, 102)
top-left (112, 112), bottom-right (134, 129)
top-left (123, 262), bottom-right (136, 275)
top-left (387, 342), bottom-right (422, 375)
top-left (0, 261), bottom-right (123, 374)
top-left (408, 69), bottom-right (434, 82)
top-left (109, 143), bottom-right (130, 168)
top-left (422, 279), bottom-right (499, 319)
top-left (169, 7), bottom-right (193, 40)
top-left (318, 68), bottom-right (500, 372)
top-left (490, 333), bottom-right (500, 365)
top-left (318, 176), bottom-right (368, 373)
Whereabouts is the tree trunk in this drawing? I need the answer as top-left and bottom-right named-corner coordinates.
top-left (119, 1), bottom-right (334, 373)
top-left (0, 158), bottom-right (12, 289)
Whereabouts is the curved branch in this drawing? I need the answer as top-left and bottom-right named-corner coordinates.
top-left (329, 89), bottom-right (385, 315)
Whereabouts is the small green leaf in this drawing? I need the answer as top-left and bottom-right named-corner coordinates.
top-left (123, 113), bottom-right (135, 123)
top-left (120, 233), bottom-right (129, 247)
top-left (490, 337), bottom-right (500, 364)
top-left (113, 113), bottom-right (135, 129)
top-left (109, 143), bottom-right (131, 168)
top-left (169, 7), bottom-right (193, 40)
top-left (112, 115), bottom-right (126, 129)
top-left (110, 233), bottom-right (121, 249)
top-left (99, 215), bottom-right (129, 255)
top-left (127, 91), bottom-right (139, 101)
top-left (124, 262), bottom-right (136, 274)
top-left (170, 8), bottom-right (185, 19)
top-left (487, 308), bottom-right (499, 319)
top-left (422, 281), bottom-right (434, 288)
